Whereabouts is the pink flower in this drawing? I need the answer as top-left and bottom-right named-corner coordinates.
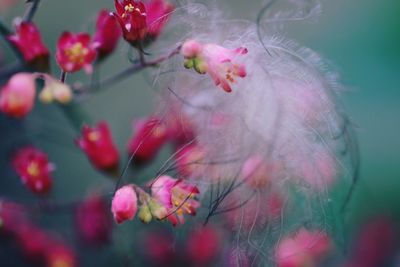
top-left (75, 122), bottom-right (120, 172)
top-left (7, 21), bottom-right (50, 71)
top-left (275, 228), bottom-right (332, 267)
top-left (300, 149), bottom-right (336, 189)
top-left (223, 192), bottom-right (284, 231)
top-left (144, 0), bottom-right (174, 39)
top-left (127, 117), bottom-right (169, 164)
top-left (151, 175), bottom-right (200, 226)
top-left (111, 185), bottom-right (138, 224)
top-left (241, 155), bottom-right (270, 188)
top-left (56, 32), bottom-right (97, 73)
top-left (75, 194), bottom-right (112, 245)
top-left (186, 225), bottom-right (221, 265)
top-left (164, 108), bottom-right (195, 146)
top-left (93, 10), bottom-right (121, 60)
top-left (12, 146), bottom-right (54, 195)
top-left (0, 73), bottom-right (36, 118)
top-left (182, 40), bottom-right (248, 93)
top-left (174, 144), bottom-right (205, 178)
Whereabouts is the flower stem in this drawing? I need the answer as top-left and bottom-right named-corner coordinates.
top-left (23, 0), bottom-right (41, 22)
top-left (73, 45), bottom-right (182, 98)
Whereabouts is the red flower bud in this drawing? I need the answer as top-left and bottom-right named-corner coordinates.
top-left (7, 21), bottom-right (50, 71)
top-left (111, 185), bottom-right (138, 224)
top-left (75, 122), bottom-right (119, 172)
top-left (12, 146), bottom-right (54, 195)
top-left (93, 10), bottom-right (121, 60)
top-left (0, 73), bottom-right (36, 118)
top-left (75, 194), bottom-right (112, 245)
top-left (127, 117), bottom-right (169, 164)
top-left (56, 32), bottom-right (96, 73)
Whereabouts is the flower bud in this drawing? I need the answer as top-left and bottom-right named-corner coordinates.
top-left (40, 75), bottom-right (72, 104)
top-left (93, 10), bottom-right (121, 60)
top-left (7, 21), bottom-right (50, 72)
top-left (111, 185), bottom-right (138, 224)
top-left (75, 122), bottom-right (119, 172)
top-left (0, 73), bottom-right (36, 118)
top-left (138, 204), bottom-right (152, 224)
top-left (181, 40), bottom-right (202, 58)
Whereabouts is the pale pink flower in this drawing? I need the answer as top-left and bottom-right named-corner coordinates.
top-left (181, 39), bottom-right (248, 93)
top-left (242, 155), bottom-right (271, 188)
top-left (275, 228), bottom-right (332, 267)
top-left (0, 73), bottom-right (36, 118)
top-left (111, 185), bottom-right (138, 224)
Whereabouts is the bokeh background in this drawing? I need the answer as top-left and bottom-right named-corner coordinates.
top-left (1, 0), bottom-right (399, 266)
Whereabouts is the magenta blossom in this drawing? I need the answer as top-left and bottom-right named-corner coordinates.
top-left (151, 175), bottom-right (200, 226)
top-left (111, 185), bottom-right (138, 224)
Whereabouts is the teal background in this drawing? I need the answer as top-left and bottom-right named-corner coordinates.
top-left (1, 0), bottom-right (400, 265)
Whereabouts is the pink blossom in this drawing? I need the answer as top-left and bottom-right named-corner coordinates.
top-left (127, 117), bottom-right (169, 164)
top-left (275, 228), bottom-right (332, 267)
top-left (0, 73), bottom-right (36, 118)
top-left (145, 0), bottom-right (174, 39)
top-left (174, 144), bottom-right (205, 178)
top-left (182, 39), bottom-right (248, 93)
top-left (186, 225), bottom-right (222, 265)
top-left (75, 194), bottom-right (112, 245)
top-left (151, 175), bottom-right (200, 226)
top-left (241, 155), bottom-right (280, 188)
top-left (300, 149), bottom-right (336, 189)
top-left (111, 185), bottom-right (138, 224)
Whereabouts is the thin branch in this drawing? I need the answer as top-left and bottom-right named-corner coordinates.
top-left (24, 0), bottom-right (41, 22)
top-left (73, 46), bottom-right (182, 96)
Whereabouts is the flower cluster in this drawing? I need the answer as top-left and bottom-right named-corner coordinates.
top-left (111, 175), bottom-right (200, 226)
top-left (0, 201), bottom-right (76, 267)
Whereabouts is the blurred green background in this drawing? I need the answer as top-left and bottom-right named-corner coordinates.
top-left (1, 0), bottom-right (400, 264)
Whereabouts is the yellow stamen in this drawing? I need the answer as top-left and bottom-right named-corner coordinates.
top-left (65, 43), bottom-right (89, 64)
top-left (88, 131), bottom-right (100, 142)
top-left (27, 162), bottom-right (40, 177)
top-left (124, 4), bottom-right (135, 12)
